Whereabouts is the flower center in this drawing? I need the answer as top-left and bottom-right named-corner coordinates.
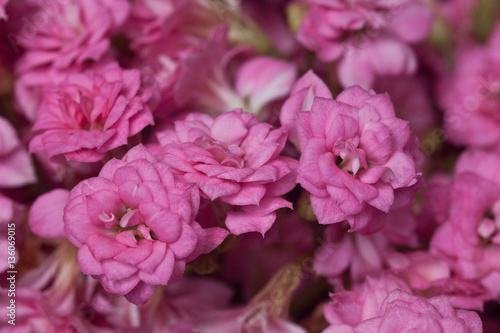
top-left (333, 137), bottom-right (365, 175)
top-left (195, 136), bottom-right (244, 168)
top-left (477, 209), bottom-right (500, 246)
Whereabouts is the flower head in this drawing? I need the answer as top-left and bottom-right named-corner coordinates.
top-left (63, 145), bottom-right (228, 305)
top-left (296, 84), bottom-right (422, 232)
top-left (30, 62), bottom-right (156, 163)
top-left (157, 109), bottom-right (298, 235)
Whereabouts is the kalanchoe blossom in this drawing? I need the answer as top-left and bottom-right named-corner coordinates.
top-left (280, 70), bottom-right (332, 148)
top-left (14, 66), bottom-right (75, 123)
top-left (157, 109), bottom-right (298, 235)
top-left (14, 0), bottom-right (130, 72)
top-left (63, 145), bottom-right (228, 305)
top-left (439, 26), bottom-right (500, 149)
top-left (29, 62), bottom-right (156, 163)
top-left (314, 207), bottom-right (419, 284)
top-left (124, 1), bottom-right (225, 115)
top-left (296, 0), bottom-right (433, 88)
top-left (353, 290), bottom-right (482, 333)
top-left (431, 149), bottom-right (500, 300)
top-left (173, 27), bottom-right (297, 118)
top-left (296, 84), bottom-right (422, 232)
top-left (323, 274), bottom-right (411, 332)
top-left (0, 116), bottom-right (37, 187)
top-left (386, 251), bottom-right (491, 311)
top-left (0, 242), bottom-right (114, 332)
top-left (29, 189), bottom-right (69, 239)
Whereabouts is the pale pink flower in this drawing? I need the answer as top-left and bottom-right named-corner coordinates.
top-left (173, 27), bottom-right (297, 118)
top-left (431, 149), bottom-right (500, 300)
top-left (29, 62), bottom-right (156, 163)
top-left (0, 242), bottom-right (114, 332)
top-left (439, 26), bottom-right (500, 149)
top-left (14, 66), bottom-right (75, 123)
top-left (353, 290), bottom-right (482, 333)
top-left (157, 109), bottom-right (298, 235)
top-left (296, 84), bottom-right (422, 232)
top-left (124, 1), bottom-right (225, 114)
top-left (314, 207), bottom-right (418, 283)
top-left (323, 274), bottom-right (411, 332)
top-left (387, 251), bottom-right (491, 311)
top-left (29, 189), bottom-right (69, 239)
top-left (63, 145), bottom-right (228, 305)
top-left (297, 0), bottom-right (433, 88)
top-left (14, 0), bottom-right (130, 72)
top-left (280, 70), bottom-right (333, 148)
top-left (0, 116), bottom-right (36, 187)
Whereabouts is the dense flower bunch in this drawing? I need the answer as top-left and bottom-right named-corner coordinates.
top-left (2, 0), bottom-right (500, 332)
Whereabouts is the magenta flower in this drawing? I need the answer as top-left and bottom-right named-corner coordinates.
top-left (0, 116), bottom-right (36, 187)
top-left (296, 85), bottom-right (422, 232)
top-left (297, 0), bottom-right (433, 88)
top-left (63, 145), bottom-right (228, 305)
top-left (14, 0), bottom-right (130, 72)
top-left (353, 290), bottom-right (482, 333)
top-left (30, 62), bottom-right (156, 163)
top-left (157, 109), bottom-right (298, 235)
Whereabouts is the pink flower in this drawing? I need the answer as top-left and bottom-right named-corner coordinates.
top-left (430, 149), bottom-right (500, 300)
top-left (387, 251), bottom-right (491, 311)
top-left (0, 0), bottom-right (8, 19)
top-left (324, 274), bottom-right (411, 332)
top-left (314, 207), bottom-right (418, 283)
top-left (353, 290), bottom-right (482, 333)
top-left (29, 62), bottom-right (156, 163)
top-left (157, 109), bottom-right (298, 235)
top-left (63, 145), bottom-right (228, 305)
top-left (0, 116), bottom-right (36, 187)
top-left (173, 27), bottom-right (297, 118)
top-left (124, 1), bottom-right (225, 114)
top-left (14, 66), bottom-right (75, 123)
top-left (29, 189), bottom-right (69, 239)
top-left (280, 70), bottom-right (333, 148)
top-left (14, 0), bottom-right (130, 72)
top-left (296, 84), bottom-right (422, 232)
top-left (297, 0), bottom-right (433, 88)
top-left (439, 27), bottom-right (500, 149)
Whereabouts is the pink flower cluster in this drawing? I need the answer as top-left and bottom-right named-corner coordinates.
top-left (2, 0), bottom-right (500, 331)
